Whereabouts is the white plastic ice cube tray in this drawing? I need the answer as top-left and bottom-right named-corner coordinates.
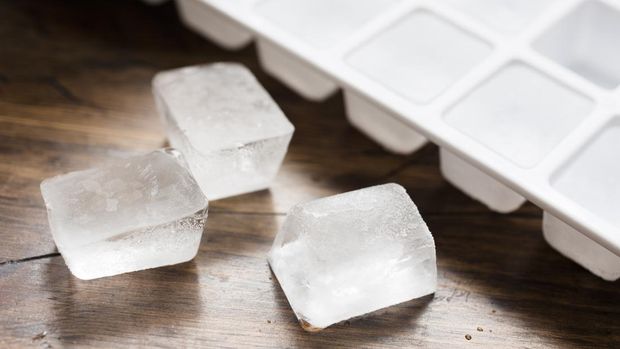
top-left (176, 0), bottom-right (620, 265)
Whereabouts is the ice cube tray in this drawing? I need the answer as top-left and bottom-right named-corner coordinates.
top-left (176, 0), bottom-right (620, 278)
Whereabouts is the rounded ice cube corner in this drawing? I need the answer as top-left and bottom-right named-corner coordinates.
top-left (268, 183), bottom-right (437, 331)
top-left (39, 148), bottom-right (209, 280)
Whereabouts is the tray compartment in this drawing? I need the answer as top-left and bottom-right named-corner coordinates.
top-left (347, 9), bottom-right (492, 104)
top-left (533, 0), bottom-right (620, 89)
top-left (256, 39), bottom-right (337, 101)
top-left (444, 62), bottom-right (594, 168)
top-left (344, 90), bottom-right (427, 154)
top-left (177, 0), bottom-right (252, 49)
top-left (543, 213), bottom-right (620, 281)
top-left (551, 118), bottom-right (620, 234)
top-left (546, 118), bottom-right (620, 280)
top-left (441, 0), bottom-right (558, 35)
top-left (255, 0), bottom-right (400, 48)
top-left (440, 149), bottom-right (525, 213)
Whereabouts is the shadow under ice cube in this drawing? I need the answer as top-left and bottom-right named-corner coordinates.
top-left (153, 63), bottom-right (295, 200)
top-left (40, 149), bottom-right (209, 280)
top-left (268, 183), bottom-right (436, 331)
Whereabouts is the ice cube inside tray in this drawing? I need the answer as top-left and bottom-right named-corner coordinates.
top-left (268, 183), bottom-right (436, 331)
top-left (40, 149), bottom-right (209, 280)
top-left (153, 63), bottom-right (294, 200)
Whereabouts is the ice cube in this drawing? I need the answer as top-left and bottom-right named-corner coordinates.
top-left (153, 63), bottom-right (295, 200)
top-left (543, 213), bottom-right (620, 281)
top-left (40, 149), bottom-right (209, 280)
top-left (268, 183), bottom-right (436, 331)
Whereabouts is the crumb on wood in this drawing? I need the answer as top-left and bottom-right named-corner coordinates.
top-left (267, 320), bottom-right (272, 324)
top-left (32, 331), bottom-right (47, 341)
top-left (465, 334), bottom-right (472, 341)
top-left (477, 327), bottom-right (483, 332)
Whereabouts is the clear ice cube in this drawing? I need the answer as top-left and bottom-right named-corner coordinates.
top-left (268, 183), bottom-right (436, 331)
top-left (40, 149), bottom-right (209, 280)
top-left (153, 63), bottom-right (295, 200)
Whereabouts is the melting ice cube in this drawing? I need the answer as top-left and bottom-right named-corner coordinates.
top-left (153, 63), bottom-right (295, 200)
top-left (40, 149), bottom-right (208, 280)
top-left (268, 183), bottom-right (436, 331)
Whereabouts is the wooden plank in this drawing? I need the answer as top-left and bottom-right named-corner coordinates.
top-left (2, 212), bottom-right (620, 348)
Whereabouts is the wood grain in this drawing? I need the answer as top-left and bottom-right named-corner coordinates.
top-left (0, 1), bottom-right (618, 348)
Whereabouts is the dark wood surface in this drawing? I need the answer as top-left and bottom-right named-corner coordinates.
top-left (1, 1), bottom-right (618, 348)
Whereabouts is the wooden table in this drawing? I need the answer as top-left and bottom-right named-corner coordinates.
top-left (1, 1), bottom-right (618, 348)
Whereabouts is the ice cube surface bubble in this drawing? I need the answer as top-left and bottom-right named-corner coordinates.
top-left (40, 149), bottom-right (209, 280)
top-left (153, 63), bottom-right (294, 200)
top-left (268, 183), bottom-right (436, 331)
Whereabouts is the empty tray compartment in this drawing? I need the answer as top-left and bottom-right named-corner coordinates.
top-left (256, 38), bottom-right (337, 101)
top-left (543, 213), bottom-right (620, 281)
top-left (255, 0), bottom-right (400, 48)
top-left (533, 0), bottom-right (620, 89)
top-left (177, 0), bottom-right (252, 50)
top-left (441, 0), bottom-right (558, 35)
top-left (254, 0), bottom-right (401, 101)
top-left (440, 149), bottom-right (525, 213)
top-left (344, 90), bottom-right (427, 154)
top-left (443, 62), bottom-right (594, 212)
top-left (347, 9), bottom-right (493, 105)
top-left (445, 62), bottom-right (594, 168)
top-left (547, 117), bottom-right (620, 280)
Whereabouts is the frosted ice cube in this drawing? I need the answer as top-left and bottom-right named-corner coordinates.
top-left (543, 213), bottom-right (620, 281)
top-left (153, 63), bottom-right (295, 200)
top-left (40, 149), bottom-right (209, 280)
top-left (268, 183), bottom-right (436, 331)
